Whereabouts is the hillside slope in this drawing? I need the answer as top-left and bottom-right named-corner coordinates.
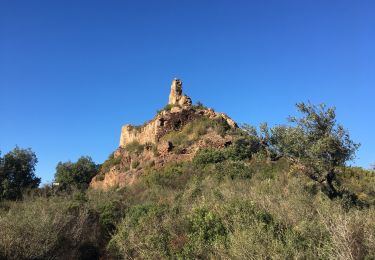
top-left (90, 79), bottom-right (239, 189)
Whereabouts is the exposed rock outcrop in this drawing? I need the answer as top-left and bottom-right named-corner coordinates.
top-left (119, 79), bottom-right (237, 148)
top-left (91, 79), bottom-right (238, 190)
top-left (168, 79), bottom-right (192, 107)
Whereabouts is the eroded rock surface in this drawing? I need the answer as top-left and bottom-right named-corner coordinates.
top-left (168, 79), bottom-right (192, 107)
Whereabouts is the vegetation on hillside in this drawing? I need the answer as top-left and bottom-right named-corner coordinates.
top-left (0, 147), bottom-right (40, 200)
top-left (0, 102), bottom-right (374, 259)
top-left (161, 117), bottom-right (231, 153)
top-left (54, 156), bottom-right (99, 190)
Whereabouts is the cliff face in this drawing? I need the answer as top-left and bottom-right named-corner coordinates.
top-left (90, 79), bottom-right (238, 190)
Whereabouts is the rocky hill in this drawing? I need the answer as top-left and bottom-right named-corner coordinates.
top-left (90, 79), bottom-right (238, 189)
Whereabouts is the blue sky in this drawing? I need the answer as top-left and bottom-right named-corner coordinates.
top-left (1, 0), bottom-right (374, 183)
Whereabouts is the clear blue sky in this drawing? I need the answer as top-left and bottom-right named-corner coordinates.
top-left (1, 0), bottom-right (374, 183)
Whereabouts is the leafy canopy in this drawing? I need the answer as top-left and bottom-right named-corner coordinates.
top-left (0, 147), bottom-right (40, 200)
top-left (54, 156), bottom-right (99, 190)
top-left (262, 102), bottom-right (359, 196)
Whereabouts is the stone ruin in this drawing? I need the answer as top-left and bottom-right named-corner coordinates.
top-left (168, 78), bottom-right (192, 107)
top-left (119, 79), bottom-right (237, 148)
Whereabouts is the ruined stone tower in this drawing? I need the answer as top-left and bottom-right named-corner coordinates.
top-left (91, 78), bottom-right (239, 189)
top-left (118, 78), bottom-right (236, 148)
top-left (168, 79), bottom-right (192, 107)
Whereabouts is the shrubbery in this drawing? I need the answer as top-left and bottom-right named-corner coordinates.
top-left (162, 117), bottom-right (231, 152)
top-left (54, 156), bottom-right (99, 190)
top-left (192, 136), bottom-right (261, 166)
top-left (124, 141), bottom-right (145, 155)
top-left (0, 194), bottom-right (102, 259)
top-left (193, 149), bottom-right (226, 165)
top-left (1, 157), bottom-right (375, 259)
top-left (1, 102), bottom-right (373, 259)
top-left (0, 147), bottom-right (40, 200)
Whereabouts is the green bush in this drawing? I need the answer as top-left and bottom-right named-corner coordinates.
top-left (226, 136), bottom-right (260, 161)
top-left (0, 147), bottom-right (40, 200)
top-left (124, 141), bottom-right (145, 155)
top-left (0, 196), bottom-right (101, 259)
top-left (144, 162), bottom-right (190, 189)
top-left (1, 145), bottom-right (375, 259)
top-left (131, 160), bottom-right (140, 169)
top-left (54, 156), bottom-right (99, 190)
top-left (214, 161), bottom-right (254, 180)
top-left (193, 149), bottom-right (226, 165)
top-left (162, 117), bottom-right (231, 153)
top-left (182, 207), bottom-right (227, 258)
top-left (107, 203), bottom-right (172, 259)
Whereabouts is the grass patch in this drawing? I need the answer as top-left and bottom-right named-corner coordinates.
top-left (124, 141), bottom-right (145, 155)
top-left (162, 117), bottom-right (231, 153)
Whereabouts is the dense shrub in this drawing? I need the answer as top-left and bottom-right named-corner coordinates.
top-left (0, 195), bottom-right (102, 259)
top-left (1, 151), bottom-right (375, 259)
top-left (124, 141), bottom-right (145, 155)
top-left (225, 136), bottom-right (260, 161)
top-left (107, 203), bottom-right (173, 259)
top-left (214, 161), bottom-right (254, 180)
top-left (193, 149), bottom-right (226, 165)
top-left (144, 162), bottom-right (191, 189)
top-left (183, 207), bottom-right (227, 257)
top-left (162, 117), bottom-right (231, 152)
top-left (0, 147), bottom-right (40, 200)
top-left (54, 156), bottom-right (99, 190)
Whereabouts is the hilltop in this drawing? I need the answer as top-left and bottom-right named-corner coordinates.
top-left (90, 79), bottom-right (239, 189)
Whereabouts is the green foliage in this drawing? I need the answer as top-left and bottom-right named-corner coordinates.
top-left (131, 160), bottom-right (140, 169)
top-left (1, 102), bottom-right (373, 259)
top-left (193, 148), bottom-right (226, 165)
top-left (87, 190), bottom-right (125, 235)
top-left (187, 207), bottom-right (227, 245)
top-left (54, 156), bottom-right (99, 190)
top-left (336, 167), bottom-right (375, 206)
top-left (193, 136), bottom-right (261, 166)
top-left (214, 161), bottom-right (254, 180)
top-left (263, 102), bottom-right (360, 197)
top-left (192, 101), bottom-right (208, 110)
top-left (226, 136), bottom-right (260, 161)
top-left (0, 195), bottom-right (101, 259)
top-left (100, 153), bottom-right (121, 173)
top-left (124, 141), bottom-right (145, 155)
top-left (0, 147), bottom-right (40, 200)
top-left (144, 162), bottom-right (188, 189)
top-left (1, 157), bottom-right (375, 259)
top-left (107, 203), bottom-right (172, 259)
top-left (156, 104), bottom-right (179, 114)
top-left (162, 117), bottom-right (231, 152)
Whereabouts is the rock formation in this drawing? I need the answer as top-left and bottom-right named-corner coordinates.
top-left (168, 79), bottom-right (192, 107)
top-left (91, 79), bottom-right (238, 190)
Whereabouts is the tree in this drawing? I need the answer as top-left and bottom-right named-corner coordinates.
top-left (0, 147), bottom-right (41, 200)
top-left (266, 102), bottom-right (359, 197)
top-left (54, 156), bottom-right (99, 190)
